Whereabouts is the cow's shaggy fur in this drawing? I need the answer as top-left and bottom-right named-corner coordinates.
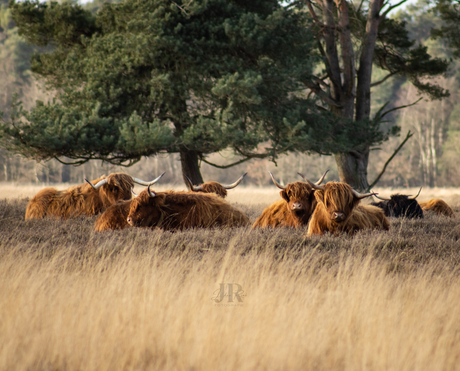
top-left (419, 199), bottom-right (454, 217)
top-left (371, 194), bottom-right (424, 219)
top-left (94, 200), bottom-right (132, 232)
top-left (253, 182), bottom-right (317, 229)
top-left (190, 182), bottom-right (228, 198)
top-left (94, 180), bottom-right (233, 232)
top-left (25, 173), bottom-right (134, 220)
top-left (127, 190), bottom-right (250, 230)
top-left (307, 182), bottom-right (389, 236)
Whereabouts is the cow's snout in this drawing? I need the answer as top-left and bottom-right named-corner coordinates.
top-left (331, 212), bottom-right (345, 222)
top-left (291, 202), bottom-right (303, 210)
top-left (127, 216), bottom-right (133, 226)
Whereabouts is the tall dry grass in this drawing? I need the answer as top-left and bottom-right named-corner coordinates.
top-left (1, 188), bottom-right (460, 370)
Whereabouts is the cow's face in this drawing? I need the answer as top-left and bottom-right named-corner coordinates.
top-left (315, 182), bottom-right (360, 224)
top-left (101, 173), bottom-right (134, 205)
top-left (127, 191), bottom-right (164, 227)
top-left (280, 182), bottom-right (316, 219)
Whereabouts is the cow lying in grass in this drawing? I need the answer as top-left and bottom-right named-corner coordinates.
top-left (419, 198), bottom-right (454, 217)
top-left (94, 175), bottom-right (247, 232)
top-left (126, 187), bottom-right (250, 230)
top-left (305, 181), bottom-right (390, 237)
top-left (371, 188), bottom-right (423, 219)
top-left (252, 170), bottom-right (329, 229)
top-left (25, 173), bottom-right (160, 220)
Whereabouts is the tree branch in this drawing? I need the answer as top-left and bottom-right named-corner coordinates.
top-left (380, 0), bottom-right (409, 20)
top-left (379, 97), bottom-right (423, 120)
top-left (202, 154), bottom-right (267, 169)
top-left (303, 0), bottom-right (331, 29)
top-left (367, 130), bottom-right (413, 191)
top-left (370, 71), bottom-right (398, 87)
top-left (302, 79), bottom-right (342, 107)
top-left (170, 0), bottom-right (188, 15)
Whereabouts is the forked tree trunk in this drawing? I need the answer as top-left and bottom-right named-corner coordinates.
top-left (179, 146), bottom-right (204, 186)
top-left (320, 0), bottom-right (382, 191)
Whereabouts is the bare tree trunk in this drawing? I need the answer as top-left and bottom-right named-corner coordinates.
top-left (335, 149), bottom-right (370, 191)
top-left (179, 147), bottom-right (204, 186)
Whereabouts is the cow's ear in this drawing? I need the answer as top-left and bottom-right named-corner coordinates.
top-left (280, 190), bottom-right (289, 202)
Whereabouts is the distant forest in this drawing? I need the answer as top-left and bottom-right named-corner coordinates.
top-left (1, 0), bottom-right (459, 187)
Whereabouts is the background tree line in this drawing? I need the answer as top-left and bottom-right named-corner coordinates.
top-left (0, 0), bottom-right (460, 188)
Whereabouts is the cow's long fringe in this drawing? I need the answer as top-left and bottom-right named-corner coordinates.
top-left (307, 182), bottom-right (389, 236)
top-left (253, 182), bottom-right (316, 228)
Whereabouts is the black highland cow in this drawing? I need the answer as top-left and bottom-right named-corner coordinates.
top-left (371, 188), bottom-right (424, 219)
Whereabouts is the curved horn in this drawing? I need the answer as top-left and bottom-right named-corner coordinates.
top-left (409, 186), bottom-right (422, 200)
top-left (133, 172), bottom-right (166, 186)
top-left (269, 172), bottom-right (285, 190)
top-left (85, 178), bottom-right (108, 190)
top-left (372, 191), bottom-right (390, 201)
top-left (221, 173), bottom-right (247, 189)
top-left (184, 175), bottom-right (203, 192)
top-left (351, 189), bottom-right (377, 200)
top-left (131, 189), bottom-right (138, 197)
top-left (297, 173), bottom-right (325, 190)
top-left (315, 170), bottom-right (329, 185)
top-left (147, 184), bottom-right (156, 198)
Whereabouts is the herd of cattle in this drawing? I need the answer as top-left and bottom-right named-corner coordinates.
top-left (23, 171), bottom-right (455, 236)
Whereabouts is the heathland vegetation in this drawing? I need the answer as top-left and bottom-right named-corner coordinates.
top-left (2, 1), bottom-right (460, 368)
top-left (1, 188), bottom-right (460, 370)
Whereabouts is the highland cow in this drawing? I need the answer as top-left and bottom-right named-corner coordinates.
top-left (25, 173), bottom-right (164, 220)
top-left (94, 175), bottom-right (240, 232)
top-left (419, 198), bottom-right (454, 217)
top-left (305, 181), bottom-right (389, 236)
top-left (184, 173), bottom-right (247, 198)
top-left (371, 188), bottom-right (423, 219)
top-left (126, 187), bottom-right (250, 230)
top-left (252, 170), bottom-right (329, 229)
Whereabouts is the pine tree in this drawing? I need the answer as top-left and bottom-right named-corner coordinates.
top-left (1, 0), bottom-right (398, 184)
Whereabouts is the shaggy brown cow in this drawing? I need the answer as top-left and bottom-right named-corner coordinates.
top-left (419, 199), bottom-right (455, 217)
top-left (184, 173), bottom-right (247, 198)
top-left (252, 171), bottom-right (329, 229)
top-left (126, 187), bottom-right (250, 230)
top-left (305, 181), bottom-right (389, 236)
top-left (25, 173), bottom-right (164, 220)
top-left (94, 175), bottom-right (240, 232)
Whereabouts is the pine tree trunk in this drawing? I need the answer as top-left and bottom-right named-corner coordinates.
top-left (179, 147), bottom-right (204, 186)
top-left (335, 149), bottom-right (370, 191)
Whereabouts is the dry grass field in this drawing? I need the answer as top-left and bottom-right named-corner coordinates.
top-left (1, 183), bottom-right (460, 370)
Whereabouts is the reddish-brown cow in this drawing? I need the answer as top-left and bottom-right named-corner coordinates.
top-left (252, 171), bottom-right (329, 229)
top-left (94, 175), bottom-right (243, 232)
top-left (305, 181), bottom-right (389, 236)
top-left (184, 173), bottom-right (247, 198)
top-left (25, 173), bottom-right (163, 220)
top-left (126, 187), bottom-right (250, 230)
top-left (419, 199), bottom-right (455, 217)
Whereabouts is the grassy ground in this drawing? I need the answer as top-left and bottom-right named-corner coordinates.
top-left (1, 185), bottom-right (460, 370)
